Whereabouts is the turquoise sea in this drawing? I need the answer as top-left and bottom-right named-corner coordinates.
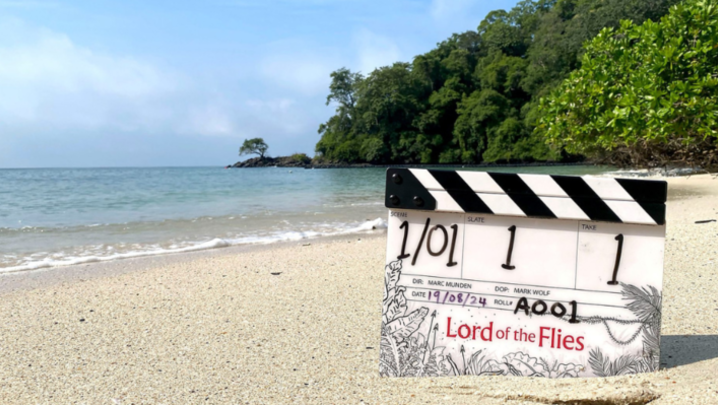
top-left (0, 165), bottom-right (614, 273)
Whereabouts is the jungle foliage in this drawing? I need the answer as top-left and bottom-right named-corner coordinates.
top-left (537, 0), bottom-right (718, 169)
top-left (315, 0), bottom-right (680, 164)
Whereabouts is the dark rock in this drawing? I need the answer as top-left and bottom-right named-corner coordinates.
top-left (230, 154), bottom-right (382, 169)
top-left (231, 155), bottom-right (311, 168)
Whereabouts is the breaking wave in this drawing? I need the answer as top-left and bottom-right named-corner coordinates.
top-left (0, 218), bottom-right (387, 274)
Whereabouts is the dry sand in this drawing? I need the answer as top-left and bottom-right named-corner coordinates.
top-left (0, 175), bottom-right (716, 405)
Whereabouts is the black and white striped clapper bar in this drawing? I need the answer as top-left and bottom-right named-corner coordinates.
top-left (379, 168), bottom-right (667, 379)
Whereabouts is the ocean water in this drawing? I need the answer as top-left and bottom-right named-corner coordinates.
top-left (0, 165), bottom-right (613, 273)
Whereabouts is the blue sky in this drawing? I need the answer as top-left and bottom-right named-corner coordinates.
top-left (0, 0), bottom-right (519, 167)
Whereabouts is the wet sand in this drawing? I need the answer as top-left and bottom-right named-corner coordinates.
top-left (0, 175), bottom-right (716, 404)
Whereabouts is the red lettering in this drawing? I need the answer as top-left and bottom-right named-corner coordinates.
top-left (458, 324), bottom-right (471, 339)
top-left (446, 317), bottom-right (457, 338)
top-left (576, 336), bottom-right (585, 351)
top-left (539, 327), bottom-right (551, 347)
top-left (481, 322), bottom-right (493, 341)
top-left (472, 325), bottom-right (481, 340)
top-left (563, 335), bottom-right (574, 350)
top-left (528, 333), bottom-right (535, 342)
top-left (556, 329), bottom-right (562, 349)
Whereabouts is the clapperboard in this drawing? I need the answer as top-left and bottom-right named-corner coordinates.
top-left (380, 168), bottom-right (666, 378)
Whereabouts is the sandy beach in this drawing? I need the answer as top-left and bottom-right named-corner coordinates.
top-left (0, 175), bottom-right (716, 405)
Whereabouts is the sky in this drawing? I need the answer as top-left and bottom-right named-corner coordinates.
top-left (0, 0), bottom-right (519, 168)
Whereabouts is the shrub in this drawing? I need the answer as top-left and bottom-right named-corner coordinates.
top-left (537, 0), bottom-right (718, 169)
top-left (290, 153), bottom-right (311, 164)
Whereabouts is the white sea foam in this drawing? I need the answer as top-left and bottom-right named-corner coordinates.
top-left (0, 218), bottom-right (388, 275)
top-left (603, 167), bottom-right (702, 178)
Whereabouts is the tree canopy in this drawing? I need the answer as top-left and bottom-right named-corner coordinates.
top-left (239, 138), bottom-right (269, 159)
top-left (315, 0), bottom-right (680, 165)
top-left (537, 0), bottom-right (718, 169)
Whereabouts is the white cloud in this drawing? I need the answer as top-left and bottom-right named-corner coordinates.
top-left (243, 98), bottom-right (319, 138)
top-left (0, 18), bottom-right (247, 138)
top-left (257, 41), bottom-right (338, 96)
top-left (186, 104), bottom-right (234, 136)
top-left (353, 28), bottom-right (401, 75)
top-left (430, 0), bottom-right (474, 22)
top-left (185, 98), bottom-right (310, 139)
top-left (0, 1), bottom-right (505, 166)
top-left (246, 98), bottom-right (295, 113)
top-left (0, 17), bottom-right (333, 155)
top-left (0, 18), bottom-right (186, 133)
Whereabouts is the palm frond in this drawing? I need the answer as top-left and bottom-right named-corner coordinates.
top-left (610, 354), bottom-right (639, 375)
top-left (588, 348), bottom-right (611, 377)
top-left (384, 306), bottom-right (429, 342)
top-left (588, 347), bottom-right (641, 377)
top-left (381, 333), bottom-right (404, 377)
top-left (382, 286), bottom-right (407, 324)
top-left (621, 283), bottom-right (662, 323)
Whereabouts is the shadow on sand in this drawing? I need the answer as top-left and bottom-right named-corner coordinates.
top-left (660, 334), bottom-right (718, 368)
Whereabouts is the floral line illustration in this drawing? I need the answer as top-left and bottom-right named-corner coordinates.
top-left (379, 259), bottom-right (661, 378)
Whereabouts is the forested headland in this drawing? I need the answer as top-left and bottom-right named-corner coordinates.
top-left (314, 0), bottom-right (718, 169)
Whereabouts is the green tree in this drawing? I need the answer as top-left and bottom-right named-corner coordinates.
top-left (239, 138), bottom-right (269, 159)
top-left (314, 0), bottom-right (680, 165)
top-left (454, 89), bottom-right (512, 162)
top-left (354, 63), bottom-right (426, 163)
top-left (326, 67), bottom-right (362, 113)
top-left (537, 0), bottom-right (718, 168)
top-left (315, 68), bottom-right (364, 162)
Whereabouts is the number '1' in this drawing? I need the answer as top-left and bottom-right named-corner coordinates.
top-left (501, 225), bottom-right (517, 270)
top-left (397, 220), bottom-right (459, 267)
top-left (398, 221), bottom-right (411, 260)
top-left (607, 234), bottom-right (624, 285)
top-left (446, 224), bottom-right (458, 267)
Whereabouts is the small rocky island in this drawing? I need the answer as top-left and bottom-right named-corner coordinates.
top-left (231, 154), bottom-right (310, 168)
top-left (228, 154), bottom-right (374, 169)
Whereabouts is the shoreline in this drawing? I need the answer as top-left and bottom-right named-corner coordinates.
top-left (229, 159), bottom-right (712, 178)
top-left (0, 230), bottom-right (387, 295)
top-left (231, 161), bottom-right (595, 169)
top-left (0, 215), bottom-right (389, 275)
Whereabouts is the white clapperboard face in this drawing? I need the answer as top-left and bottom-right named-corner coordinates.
top-left (379, 168), bottom-right (667, 378)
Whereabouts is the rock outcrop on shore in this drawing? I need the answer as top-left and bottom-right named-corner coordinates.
top-left (231, 156), bottom-right (308, 168)
top-left (229, 155), bottom-right (374, 169)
